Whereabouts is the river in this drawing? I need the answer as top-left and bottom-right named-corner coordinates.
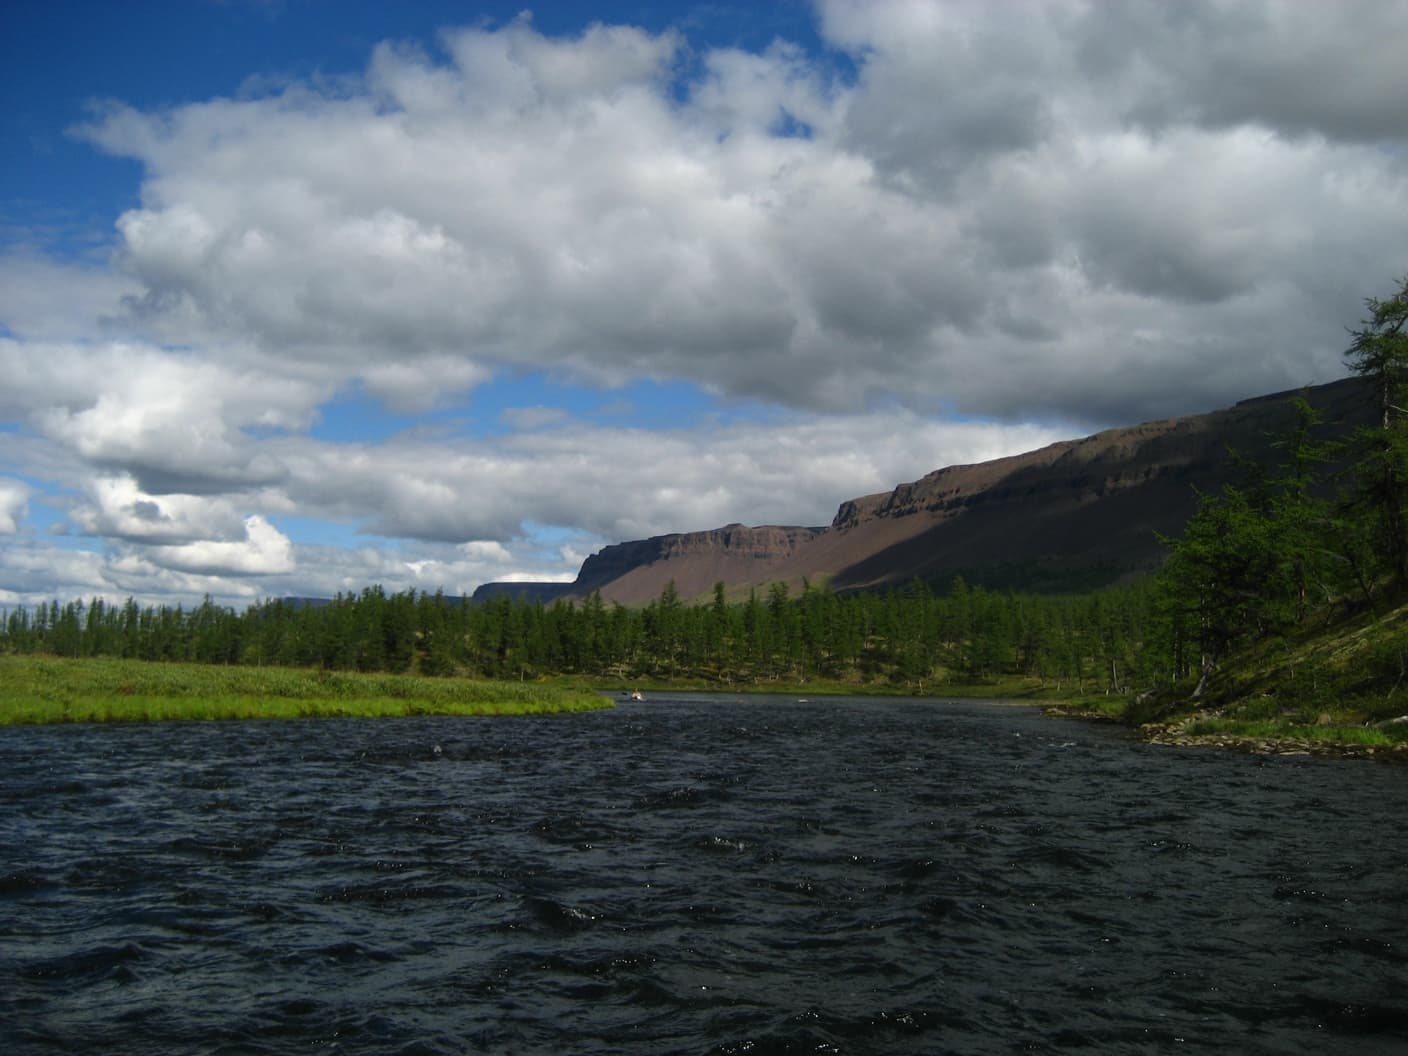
top-left (2, 694), bottom-right (1405, 1054)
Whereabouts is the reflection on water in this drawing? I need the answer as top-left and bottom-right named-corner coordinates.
top-left (2, 694), bottom-right (1406, 1054)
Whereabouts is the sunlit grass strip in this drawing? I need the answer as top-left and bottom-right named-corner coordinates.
top-left (0, 656), bottom-right (610, 725)
top-left (1183, 717), bottom-right (1403, 747)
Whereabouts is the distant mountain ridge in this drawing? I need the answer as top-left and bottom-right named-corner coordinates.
top-left (474, 377), bottom-right (1370, 604)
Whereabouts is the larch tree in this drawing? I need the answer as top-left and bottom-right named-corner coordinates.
top-left (1344, 276), bottom-right (1408, 591)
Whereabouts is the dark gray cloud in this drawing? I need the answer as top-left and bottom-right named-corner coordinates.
top-left (1071, 0), bottom-right (1408, 143)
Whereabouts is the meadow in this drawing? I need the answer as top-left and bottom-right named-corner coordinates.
top-left (0, 656), bottom-right (609, 725)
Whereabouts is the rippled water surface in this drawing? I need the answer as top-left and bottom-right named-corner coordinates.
top-left (3, 694), bottom-right (1407, 1054)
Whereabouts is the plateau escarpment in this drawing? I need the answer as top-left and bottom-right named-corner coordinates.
top-left (571, 524), bottom-right (825, 603)
top-left (473, 377), bottom-right (1370, 605)
top-left (473, 524), bottom-right (823, 605)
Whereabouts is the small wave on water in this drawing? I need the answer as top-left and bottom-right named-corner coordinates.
top-left (2, 697), bottom-right (1407, 1054)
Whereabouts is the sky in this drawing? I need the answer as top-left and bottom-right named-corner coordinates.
top-left (2, 0), bottom-right (1407, 610)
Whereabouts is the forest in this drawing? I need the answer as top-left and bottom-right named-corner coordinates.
top-left (0, 576), bottom-right (1166, 694)
top-left (3, 278), bottom-right (1406, 705)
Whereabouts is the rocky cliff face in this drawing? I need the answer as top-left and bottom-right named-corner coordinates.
top-left (474, 377), bottom-right (1371, 604)
top-left (821, 379), bottom-right (1367, 592)
top-left (830, 418), bottom-right (1216, 532)
top-left (572, 524), bottom-right (823, 594)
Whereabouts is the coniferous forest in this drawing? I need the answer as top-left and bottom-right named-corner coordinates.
top-left (0, 577), bottom-right (1166, 694)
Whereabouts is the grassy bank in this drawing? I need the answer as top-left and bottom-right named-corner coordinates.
top-left (0, 656), bottom-right (609, 725)
top-left (1059, 601), bottom-right (1408, 756)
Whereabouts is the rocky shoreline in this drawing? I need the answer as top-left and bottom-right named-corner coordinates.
top-left (1141, 722), bottom-right (1408, 760)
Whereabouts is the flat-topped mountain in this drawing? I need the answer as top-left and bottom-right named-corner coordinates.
top-left (567, 525), bottom-right (825, 598)
top-left (475, 377), bottom-right (1370, 604)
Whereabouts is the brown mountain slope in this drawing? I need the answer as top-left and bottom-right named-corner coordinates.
top-left (474, 377), bottom-right (1370, 604)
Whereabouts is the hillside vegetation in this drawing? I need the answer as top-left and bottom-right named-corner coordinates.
top-left (1071, 601), bottom-right (1408, 757)
top-left (1107, 276), bottom-right (1408, 755)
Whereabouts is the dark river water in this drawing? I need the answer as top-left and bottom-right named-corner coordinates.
top-left (2, 694), bottom-right (1406, 1055)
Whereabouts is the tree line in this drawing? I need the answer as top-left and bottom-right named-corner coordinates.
top-left (0, 577), bottom-right (1169, 694)
top-left (1156, 276), bottom-right (1408, 695)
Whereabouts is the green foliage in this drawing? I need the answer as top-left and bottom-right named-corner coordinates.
top-left (1342, 276), bottom-right (1408, 592)
top-left (1140, 277), bottom-right (1408, 732)
top-left (1182, 717), bottom-right (1402, 747)
top-left (1154, 395), bottom-right (1345, 694)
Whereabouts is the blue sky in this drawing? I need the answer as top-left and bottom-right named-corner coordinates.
top-left (2, 0), bottom-right (1406, 608)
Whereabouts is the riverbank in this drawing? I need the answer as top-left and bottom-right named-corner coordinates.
top-left (1139, 712), bottom-right (1408, 759)
top-left (0, 656), bottom-right (608, 724)
top-left (1042, 700), bottom-right (1408, 760)
top-left (1104, 601), bottom-right (1408, 759)
top-left (547, 671), bottom-right (1094, 701)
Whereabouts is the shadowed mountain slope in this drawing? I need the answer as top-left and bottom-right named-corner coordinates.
top-left (474, 378), bottom-right (1370, 604)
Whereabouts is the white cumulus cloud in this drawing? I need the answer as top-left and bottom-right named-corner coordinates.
top-left (0, 478), bottom-right (30, 534)
top-left (143, 515), bottom-right (295, 577)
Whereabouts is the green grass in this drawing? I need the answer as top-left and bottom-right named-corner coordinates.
top-left (1182, 717), bottom-right (1403, 748)
top-left (0, 656), bottom-right (610, 725)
